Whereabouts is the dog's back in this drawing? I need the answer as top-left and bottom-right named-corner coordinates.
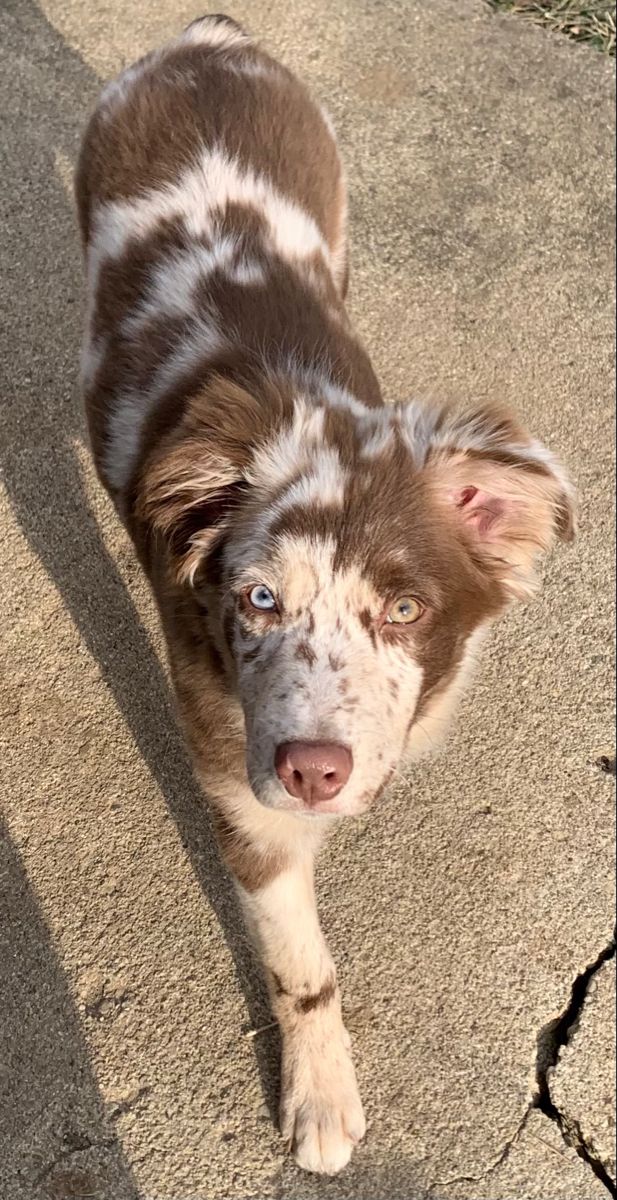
top-left (76, 14), bottom-right (380, 516)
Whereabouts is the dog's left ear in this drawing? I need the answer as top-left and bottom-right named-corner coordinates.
top-left (136, 375), bottom-right (285, 584)
top-left (415, 403), bottom-right (576, 601)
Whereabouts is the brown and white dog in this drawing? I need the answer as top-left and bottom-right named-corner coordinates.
top-left (75, 14), bottom-right (575, 1176)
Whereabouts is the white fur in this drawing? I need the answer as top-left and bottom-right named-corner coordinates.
top-left (276, 448), bottom-right (347, 511)
top-left (79, 333), bottom-right (107, 391)
top-left (246, 400), bottom-right (326, 496)
top-left (226, 258), bottom-right (267, 286)
top-left (181, 17), bottom-right (250, 50)
top-left (238, 860), bottom-right (365, 1174)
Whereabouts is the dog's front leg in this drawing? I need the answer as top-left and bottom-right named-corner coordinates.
top-left (234, 852), bottom-right (366, 1174)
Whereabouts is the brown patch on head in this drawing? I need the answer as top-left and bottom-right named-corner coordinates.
top-left (222, 606), bottom-right (237, 660)
top-left (358, 606), bottom-right (377, 648)
top-left (294, 640), bottom-right (317, 668)
top-left (213, 813), bottom-right (286, 892)
top-left (358, 608), bottom-right (373, 631)
top-left (328, 652), bottom-right (343, 672)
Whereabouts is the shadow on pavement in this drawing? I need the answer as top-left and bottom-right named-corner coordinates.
top-left (0, 1), bottom-right (281, 1170)
top-left (0, 824), bottom-right (139, 1200)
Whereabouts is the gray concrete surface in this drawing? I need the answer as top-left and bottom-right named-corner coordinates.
top-left (0, 1), bottom-right (614, 1198)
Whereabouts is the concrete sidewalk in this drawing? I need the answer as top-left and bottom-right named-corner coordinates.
top-left (1, 1), bottom-right (614, 1198)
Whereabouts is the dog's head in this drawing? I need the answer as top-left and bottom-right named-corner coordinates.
top-left (138, 373), bottom-right (574, 817)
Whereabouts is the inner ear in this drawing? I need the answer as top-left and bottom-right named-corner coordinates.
top-left (451, 485), bottom-right (509, 538)
top-left (422, 434), bottom-right (575, 610)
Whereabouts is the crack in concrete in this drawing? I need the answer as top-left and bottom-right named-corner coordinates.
top-left (429, 932), bottom-right (616, 1196)
top-left (428, 1106), bottom-right (533, 1191)
top-left (534, 930), bottom-right (616, 1198)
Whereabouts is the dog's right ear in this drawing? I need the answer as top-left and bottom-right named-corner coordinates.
top-left (137, 376), bottom-right (282, 584)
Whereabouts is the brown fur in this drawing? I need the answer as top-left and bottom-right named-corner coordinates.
top-left (213, 812), bottom-right (287, 892)
top-left (76, 39), bottom-right (345, 253)
top-left (295, 978), bottom-right (338, 1013)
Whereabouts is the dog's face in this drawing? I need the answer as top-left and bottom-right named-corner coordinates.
top-left (140, 376), bottom-right (574, 816)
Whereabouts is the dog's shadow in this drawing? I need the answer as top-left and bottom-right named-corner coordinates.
top-left (2, 0), bottom-right (280, 1122)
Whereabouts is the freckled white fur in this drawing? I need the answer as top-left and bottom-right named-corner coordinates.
top-left (230, 535), bottom-right (426, 817)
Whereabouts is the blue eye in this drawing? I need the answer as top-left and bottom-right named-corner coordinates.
top-left (248, 584), bottom-right (277, 611)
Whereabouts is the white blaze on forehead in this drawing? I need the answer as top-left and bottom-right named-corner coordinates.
top-left (237, 407), bottom-right (348, 553)
top-left (235, 535), bottom-right (383, 625)
top-left (229, 534), bottom-right (335, 605)
top-left (247, 400), bottom-right (326, 494)
top-left (87, 146), bottom-right (331, 293)
top-left (277, 448), bottom-right (346, 511)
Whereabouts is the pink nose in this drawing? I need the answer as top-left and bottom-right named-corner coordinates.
top-left (274, 741), bottom-right (353, 807)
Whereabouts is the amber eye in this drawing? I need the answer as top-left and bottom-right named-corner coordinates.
top-left (386, 596), bottom-right (423, 625)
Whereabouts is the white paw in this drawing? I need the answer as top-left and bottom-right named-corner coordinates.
top-left (280, 1031), bottom-right (366, 1175)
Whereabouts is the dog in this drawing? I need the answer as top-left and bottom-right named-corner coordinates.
top-left (75, 13), bottom-right (575, 1175)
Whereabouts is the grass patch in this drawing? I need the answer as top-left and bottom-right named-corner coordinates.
top-left (486, 0), bottom-right (615, 54)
